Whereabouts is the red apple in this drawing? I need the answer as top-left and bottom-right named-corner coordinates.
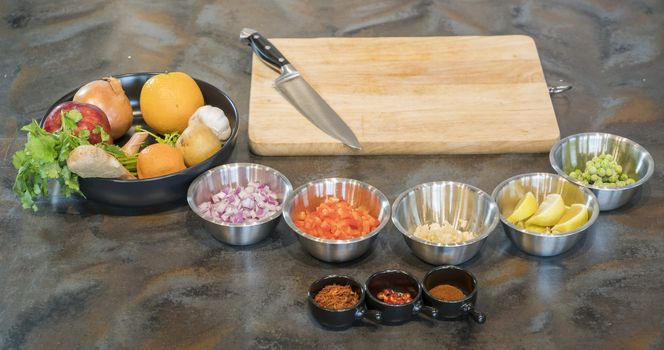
top-left (43, 101), bottom-right (113, 144)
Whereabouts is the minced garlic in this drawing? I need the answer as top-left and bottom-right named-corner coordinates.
top-left (413, 220), bottom-right (476, 244)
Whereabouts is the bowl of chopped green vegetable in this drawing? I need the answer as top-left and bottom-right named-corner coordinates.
top-left (12, 72), bottom-right (239, 210)
top-left (549, 132), bottom-right (654, 211)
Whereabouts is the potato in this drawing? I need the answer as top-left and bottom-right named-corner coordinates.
top-left (176, 123), bottom-right (222, 167)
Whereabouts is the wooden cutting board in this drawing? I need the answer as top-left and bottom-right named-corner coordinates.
top-left (248, 36), bottom-right (559, 156)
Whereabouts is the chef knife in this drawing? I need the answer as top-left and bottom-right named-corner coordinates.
top-left (240, 28), bottom-right (362, 150)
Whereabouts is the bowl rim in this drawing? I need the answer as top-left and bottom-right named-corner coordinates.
top-left (364, 269), bottom-right (421, 308)
top-left (391, 181), bottom-right (500, 248)
top-left (43, 71), bottom-right (240, 183)
top-left (490, 172), bottom-right (600, 238)
top-left (282, 177), bottom-right (391, 245)
top-left (307, 274), bottom-right (365, 312)
top-left (186, 162), bottom-right (293, 228)
top-left (549, 132), bottom-right (655, 191)
top-left (421, 265), bottom-right (477, 303)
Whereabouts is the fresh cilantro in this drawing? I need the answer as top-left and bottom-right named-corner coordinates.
top-left (12, 110), bottom-right (121, 211)
top-left (91, 127), bottom-right (138, 177)
top-left (92, 124), bottom-right (111, 144)
top-left (134, 125), bottom-right (180, 146)
top-left (62, 109), bottom-right (82, 129)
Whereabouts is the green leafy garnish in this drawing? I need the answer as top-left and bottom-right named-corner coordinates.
top-left (11, 110), bottom-right (132, 211)
top-left (135, 125), bottom-right (180, 146)
top-left (12, 111), bottom-right (89, 211)
top-left (91, 133), bottom-right (138, 177)
top-left (93, 124), bottom-right (111, 144)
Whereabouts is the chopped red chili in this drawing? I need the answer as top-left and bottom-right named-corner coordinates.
top-left (376, 288), bottom-right (413, 305)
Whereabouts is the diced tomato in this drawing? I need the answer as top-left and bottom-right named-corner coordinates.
top-left (295, 196), bottom-right (380, 240)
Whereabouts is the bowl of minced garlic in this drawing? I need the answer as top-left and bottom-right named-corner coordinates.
top-left (392, 181), bottom-right (500, 265)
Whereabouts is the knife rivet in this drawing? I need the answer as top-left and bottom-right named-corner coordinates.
top-left (278, 58), bottom-right (285, 62)
top-left (253, 35), bottom-right (259, 39)
top-left (265, 45), bottom-right (272, 50)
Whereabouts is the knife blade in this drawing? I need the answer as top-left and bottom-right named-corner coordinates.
top-left (240, 28), bottom-right (362, 150)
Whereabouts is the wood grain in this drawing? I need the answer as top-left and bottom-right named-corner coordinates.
top-left (248, 36), bottom-right (559, 156)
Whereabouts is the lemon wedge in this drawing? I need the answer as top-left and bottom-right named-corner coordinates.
top-left (525, 224), bottom-right (550, 234)
top-left (526, 193), bottom-right (565, 227)
top-left (507, 191), bottom-right (538, 224)
top-left (551, 204), bottom-right (589, 233)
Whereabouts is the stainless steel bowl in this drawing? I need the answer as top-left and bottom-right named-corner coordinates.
top-left (282, 178), bottom-right (390, 263)
top-left (491, 173), bottom-right (600, 257)
top-left (392, 182), bottom-right (500, 265)
top-left (187, 163), bottom-right (292, 245)
top-left (550, 132), bottom-right (654, 211)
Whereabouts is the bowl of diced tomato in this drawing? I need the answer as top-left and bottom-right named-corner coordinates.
top-left (282, 178), bottom-right (390, 263)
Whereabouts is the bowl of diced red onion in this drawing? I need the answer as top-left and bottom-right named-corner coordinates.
top-left (187, 163), bottom-right (292, 245)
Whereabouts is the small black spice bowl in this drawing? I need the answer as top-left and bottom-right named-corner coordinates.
top-left (365, 269), bottom-right (438, 324)
top-left (421, 265), bottom-right (486, 324)
top-left (308, 275), bottom-right (381, 329)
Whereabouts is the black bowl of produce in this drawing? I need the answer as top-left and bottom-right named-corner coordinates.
top-left (421, 266), bottom-right (486, 324)
top-left (308, 275), bottom-right (381, 329)
top-left (550, 132), bottom-right (654, 211)
top-left (364, 269), bottom-right (437, 324)
top-left (31, 72), bottom-right (239, 208)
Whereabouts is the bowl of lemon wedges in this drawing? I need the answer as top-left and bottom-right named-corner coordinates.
top-left (491, 173), bottom-right (600, 256)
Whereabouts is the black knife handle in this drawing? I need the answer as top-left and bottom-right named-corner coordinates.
top-left (240, 28), bottom-right (290, 71)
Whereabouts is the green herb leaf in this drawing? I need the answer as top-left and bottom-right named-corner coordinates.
top-left (12, 109), bottom-right (142, 211)
top-left (62, 109), bottom-right (82, 130)
top-left (12, 114), bottom-right (88, 211)
top-left (134, 125), bottom-right (180, 146)
top-left (78, 128), bottom-right (90, 140)
top-left (93, 125), bottom-right (111, 143)
top-left (26, 134), bottom-right (57, 161)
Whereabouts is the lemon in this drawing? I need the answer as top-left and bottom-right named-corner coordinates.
top-left (507, 191), bottom-right (538, 224)
top-left (551, 204), bottom-right (589, 233)
top-left (525, 224), bottom-right (550, 234)
top-left (526, 193), bottom-right (565, 227)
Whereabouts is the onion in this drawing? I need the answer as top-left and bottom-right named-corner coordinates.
top-left (198, 182), bottom-right (281, 224)
top-left (74, 77), bottom-right (133, 139)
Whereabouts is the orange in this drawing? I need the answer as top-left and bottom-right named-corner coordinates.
top-left (137, 143), bottom-right (186, 179)
top-left (139, 72), bottom-right (204, 134)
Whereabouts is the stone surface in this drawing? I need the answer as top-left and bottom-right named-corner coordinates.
top-left (1, 1), bottom-right (663, 349)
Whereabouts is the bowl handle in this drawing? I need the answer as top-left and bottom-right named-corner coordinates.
top-left (413, 300), bottom-right (439, 318)
top-left (462, 303), bottom-right (486, 324)
top-left (355, 306), bottom-right (382, 323)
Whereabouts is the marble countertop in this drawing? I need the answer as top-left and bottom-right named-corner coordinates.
top-left (1, 1), bottom-right (662, 349)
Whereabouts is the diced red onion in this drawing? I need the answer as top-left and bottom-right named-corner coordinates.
top-left (198, 181), bottom-right (281, 224)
